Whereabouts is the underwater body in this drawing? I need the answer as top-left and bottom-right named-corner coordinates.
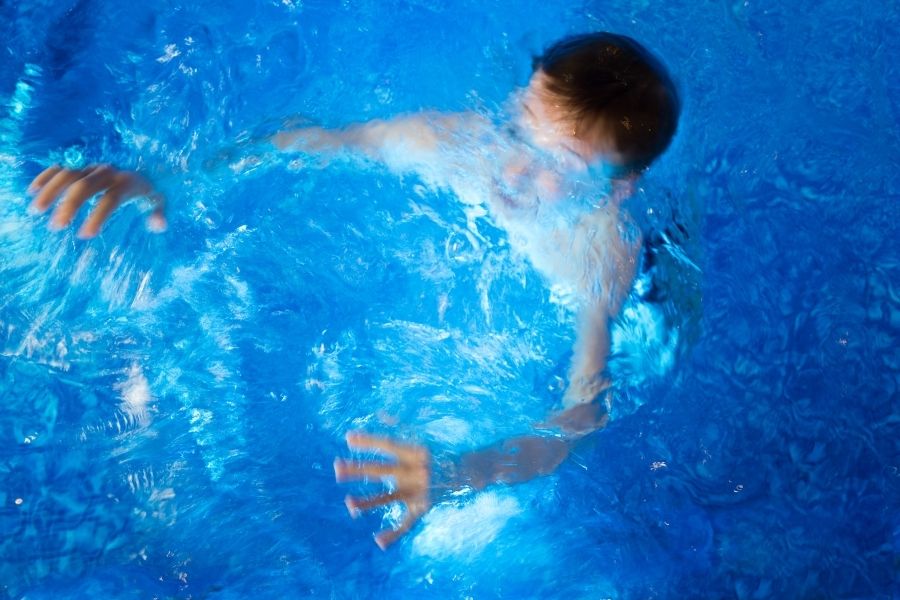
top-left (1, 0), bottom-right (898, 598)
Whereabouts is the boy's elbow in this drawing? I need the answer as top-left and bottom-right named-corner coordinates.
top-left (553, 398), bottom-right (610, 436)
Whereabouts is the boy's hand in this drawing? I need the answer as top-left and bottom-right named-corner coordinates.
top-left (334, 432), bottom-right (432, 550)
top-left (28, 164), bottom-right (166, 239)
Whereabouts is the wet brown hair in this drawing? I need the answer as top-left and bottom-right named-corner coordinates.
top-left (534, 32), bottom-right (680, 172)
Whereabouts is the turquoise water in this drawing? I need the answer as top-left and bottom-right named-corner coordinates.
top-left (1, 1), bottom-right (898, 598)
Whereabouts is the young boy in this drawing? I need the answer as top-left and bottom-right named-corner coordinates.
top-left (27, 32), bottom-right (680, 549)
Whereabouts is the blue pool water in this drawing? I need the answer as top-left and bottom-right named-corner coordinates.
top-left (1, 1), bottom-right (898, 598)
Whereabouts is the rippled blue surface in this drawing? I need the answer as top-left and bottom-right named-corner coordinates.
top-left (1, 1), bottom-right (898, 598)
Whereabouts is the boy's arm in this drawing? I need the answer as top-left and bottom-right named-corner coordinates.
top-left (334, 400), bottom-right (609, 549)
top-left (564, 299), bottom-right (614, 406)
top-left (28, 112), bottom-right (464, 237)
top-left (564, 204), bottom-right (642, 407)
top-left (334, 294), bottom-right (622, 550)
top-left (272, 113), bottom-right (465, 181)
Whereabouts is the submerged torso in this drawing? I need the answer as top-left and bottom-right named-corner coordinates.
top-left (432, 113), bottom-right (640, 307)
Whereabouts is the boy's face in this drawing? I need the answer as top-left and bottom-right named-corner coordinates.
top-left (519, 71), bottom-right (626, 173)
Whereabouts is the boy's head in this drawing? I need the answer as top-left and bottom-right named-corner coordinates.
top-left (528, 32), bottom-right (680, 174)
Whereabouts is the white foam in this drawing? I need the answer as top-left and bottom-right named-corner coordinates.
top-left (422, 416), bottom-right (472, 446)
top-left (411, 491), bottom-right (522, 562)
top-left (116, 363), bottom-right (152, 427)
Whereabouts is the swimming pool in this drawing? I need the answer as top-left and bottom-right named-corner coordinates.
top-left (1, 0), bottom-right (898, 598)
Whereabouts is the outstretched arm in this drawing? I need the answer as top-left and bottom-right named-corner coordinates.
top-left (272, 112), bottom-right (465, 181)
top-left (28, 112), bottom-right (465, 237)
top-left (334, 399), bottom-right (609, 549)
